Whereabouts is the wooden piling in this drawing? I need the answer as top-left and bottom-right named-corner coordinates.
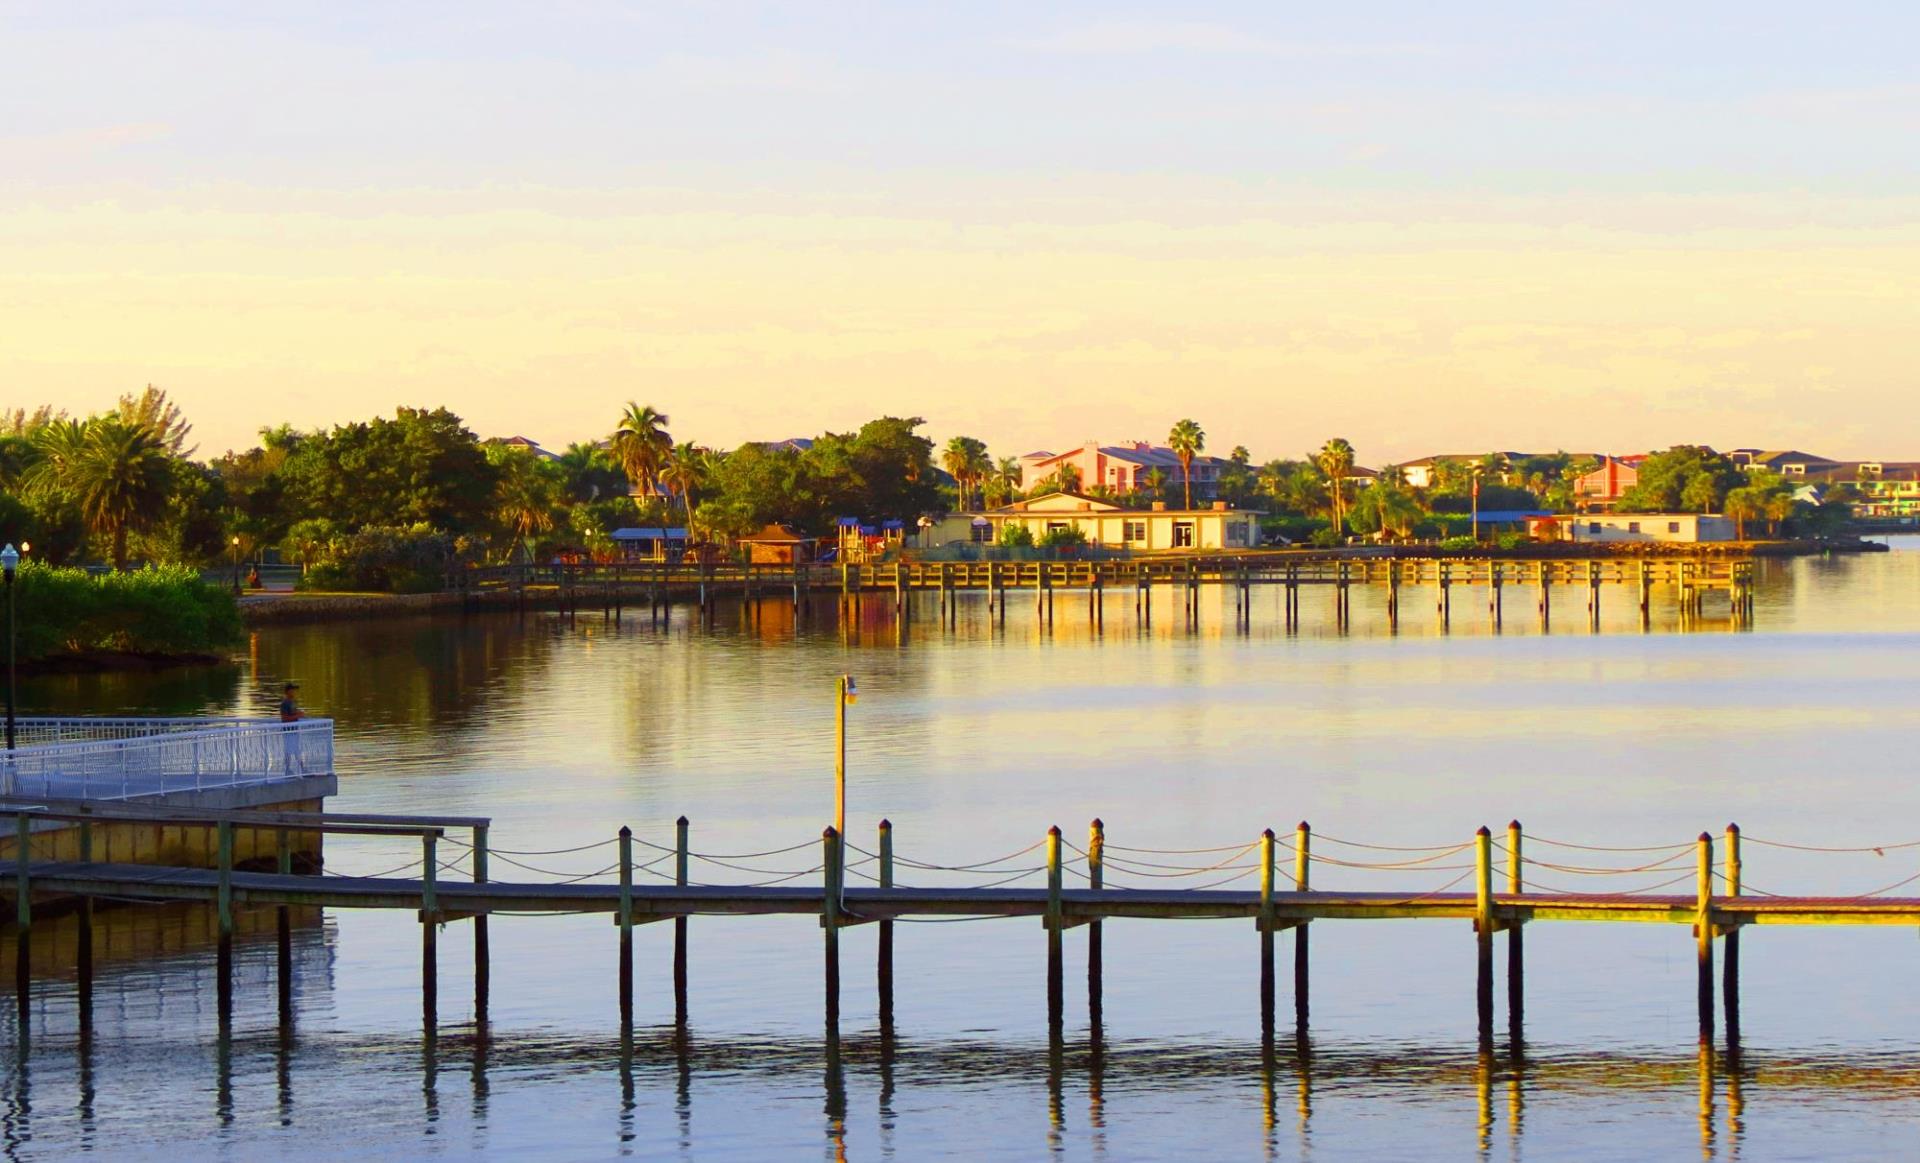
top-left (618, 826), bottom-right (634, 1026)
top-left (1490, 563), bottom-right (1504, 631)
top-left (878, 819), bottom-right (894, 1035)
top-left (1259, 828), bottom-right (1276, 1033)
top-left (216, 819), bottom-right (234, 1024)
top-left (1538, 560), bottom-right (1551, 630)
top-left (276, 828), bottom-right (293, 1024)
top-left (1474, 825), bottom-right (1493, 1046)
top-left (1506, 820), bottom-right (1524, 1047)
top-left (1293, 821), bottom-right (1311, 1030)
top-left (1045, 825), bottom-right (1063, 1032)
top-left (421, 829), bottom-right (438, 1029)
top-left (1087, 819), bottom-right (1105, 1023)
top-left (674, 815), bottom-right (690, 1023)
top-left (1695, 831), bottom-right (1714, 1044)
top-left (1724, 823), bottom-right (1741, 1046)
top-left (823, 826), bottom-right (842, 1027)
top-left (472, 822), bottom-right (489, 1026)
top-left (77, 815), bottom-right (94, 1024)
top-left (15, 813), bottom-right (30, 1021)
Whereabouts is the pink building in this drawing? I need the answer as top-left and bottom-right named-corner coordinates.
top-left (1020, 441), bottom-right (1229, 498)
top-left (1572, 456), bottom-right (1641, 508)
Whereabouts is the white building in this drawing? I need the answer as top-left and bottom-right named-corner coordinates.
top-left (1546, 514), bottom-right (1735, 544)
top-left (925, 492), bottom-right (1261, 551)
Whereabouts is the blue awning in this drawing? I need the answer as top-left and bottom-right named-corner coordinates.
top-left (836, 517), bottom-right (861, 527)
top-left (611, 527), bottom-right (691, 540)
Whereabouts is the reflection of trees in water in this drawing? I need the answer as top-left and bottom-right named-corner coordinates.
top-left (26, 662), bottom-right (242, 717)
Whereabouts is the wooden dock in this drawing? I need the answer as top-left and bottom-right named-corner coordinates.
top-left (460, 554), bottom-right (1757, 631)
top-left (6, 802), bottom-right (1913, 1052)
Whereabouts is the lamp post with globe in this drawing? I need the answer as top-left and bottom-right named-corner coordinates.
top-left (3, 542), bottom-right (18, 751)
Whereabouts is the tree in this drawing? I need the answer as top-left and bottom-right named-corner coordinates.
top-left (54, 417), bottom-right (176, 569)
top-left (1168, 419), bottom-right (1206, 510)
top-left (1315, 438), bottom-right (1357, 533)
top-left (610, 403), bottom-right (672, 499)
top-left (1615, 446), bottom-right (1744, 514)
top-left (1723, 487), bottom-right (1763, 541)
top-left (115, 385), bottom-right (195, 456)
top-left (276, 407), bottom-right (498, 533)
top-left (489, 445), bottom-right (562, 561)
top-left (557, 441), bottom-right (625, 503)
top-left (1142, 466), bottom-right (1169, 504)
top-left (942, 435), bottom-right (989, 511)
top-left (1350, 478), bottom-right (1423, 540)
top-left (1046, 463), bottom-right (1083, 494)
top-left (657, 443), bottom-right (707, 530)
top-left (987, 455), bottom-right (1023, 507)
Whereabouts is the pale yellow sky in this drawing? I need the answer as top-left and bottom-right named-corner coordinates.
top-left (5, 5), bottom-right (1918, 463)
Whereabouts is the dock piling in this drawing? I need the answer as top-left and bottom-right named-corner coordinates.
top-left (675, 816), bottom-right (690, 1023)
top-left (1088, 819), bottom-right (1104, 1025)
top-left (216, 819), bottom-right (234, 1025)
top-left (77, 815), bottom-right (94, 1025)
top-left (472, 822), bottom-right (489, 1026)
top-left (1695, 832), bottom-right (1714, 1044)
top-left (276, 828), bottom-right (293, 1025)
top-left (421, 829), bottom-right (438, 1030)
top-left (1259, 828), bottom-right (1276, 1034)
top-left (1724, 823), bottom-right (1741, 1046)
top-left (618, 826), bottom-right (634, 1026)
top-left (1294, 822), bottom-right (1311, 1030)
top-left (878, 820), bottom-right (894, 1036)
top-left (1506, 820), bottom-right (1524, 1048)
top-left (1045, 825), bottom-right (1063, 1033)
top-left (823, 827), bottom-right (842, 1027)
top-left (1474, 826), bottom-right (1493, 1047)
top-left (15, 813), bottom-right (30, 1023)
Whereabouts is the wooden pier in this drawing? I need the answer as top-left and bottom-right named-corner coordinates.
top-left (460, 554), bottom-right (1757, 631)
top-left (5, 799), bottom-right (1912, 1052)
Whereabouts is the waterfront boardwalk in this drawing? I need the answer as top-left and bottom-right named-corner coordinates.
top-left (462, 554), bottom-right (1757, 630)
top-left (6, 801), bottom-right (1912, 1046)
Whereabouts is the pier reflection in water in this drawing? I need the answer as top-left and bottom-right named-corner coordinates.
top-left (5, 539), bottom-right (1919, 1158)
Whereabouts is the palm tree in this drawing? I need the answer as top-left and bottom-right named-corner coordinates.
top-left (942, 436), bottom-right (988, 510)
top-left (610, 403), bottom-right (672, 499)
top-left (1315, 438), bottom-right (1356, 533)
top-left (1724, 487), bottom-right (1762, 541)
top-left (492, 451), bottom-right (558, 561)
top-left (1051, 463), bottom-right (1084, 494)
top-left (1763, 490), bottom-right (1798, 538)
top-left (987, 455), bottom-right (1023, 506)
top-left (657, 443), bottom-right (705, 531)
top-left (35, 417), bottom-right (174, 569)
top-left (1142, 466), bottom-right (1168, 504)
top-left (1167, 419), bottom-right (1205, 510)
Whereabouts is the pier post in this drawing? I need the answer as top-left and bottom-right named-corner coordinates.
top-left (823, 827), bottom-right (842, 1027)
top-left (618, 826), bottom-right (634, 1026)
top-left (277, 828), bottom-right (293, 1025)
top-left (216, 820), bottom-right (234, 1025)
top-left (1724, 823), bottom-right (1741, 1046)
top-left (1387, 563), bottom-right (1400, 632)
top-left (1087, 819), bottom-right (1104, 1024)
top-left (1474, 826), bottom-right (1493, 1047)
top-left (1695, 832), bottom-right (1714, 1044)
top-left (1438, 562), bottom-right (1452, 630)
top-left (1639, 560), bottom-right (1653, 629)
top-left (1045, 825), bottom-right (1063, 1033)
top-left (1588, 561), bottom-right (1602, 629)
top-left (77, 815), bottom-right (94, 1025)
top-left (472, 823), bottom-right (489, 1026)
top-left (675, 816), bottom-right (690, 1023)
top-left (14, 813), bottom-right (29, 1022)
top-left (1259, 828), bottom-right (1276, 1034)
top-left (1293, 822), bottom-right (1311, 1030)
top-left (421, 829), bottom-right (438, 1030)
top-left (1506, 820), bottom-right (1524, 1048)
top-left (1538, 561), bottom-right (1551, 630)
top-left (878, 820), bottom-right (894, 1036)
top-left (1490, 563), bottom-right (1503, 631)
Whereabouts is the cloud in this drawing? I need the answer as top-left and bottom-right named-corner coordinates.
top-left (1018, 18), bottom-right (1442, 59)
top-left (0, 122), bottom-right (172, 164)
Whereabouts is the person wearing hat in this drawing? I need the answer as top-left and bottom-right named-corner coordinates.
top-left (278, 682), bottom-right (306, 722)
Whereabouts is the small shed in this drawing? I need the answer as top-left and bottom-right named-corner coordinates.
top-left (610, 527), bottom-right (690, 561)
top-left (737, 523), bottom-right (817, 564)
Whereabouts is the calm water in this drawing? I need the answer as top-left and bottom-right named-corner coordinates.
top-left (8, 540), bottom-right (1920, 1160)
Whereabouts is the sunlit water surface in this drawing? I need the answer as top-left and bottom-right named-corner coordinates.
top-left (8, 540), bottom-right (1920, 1160)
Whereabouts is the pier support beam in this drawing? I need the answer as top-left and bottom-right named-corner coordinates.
top-left (472, 823), bottom-right (489, 1028)
top-left (1294, 822), bottom-right (1311, 1031)
top-left (675, 816), bottom-right (690, 1024)
top-left (1087, 819), bottom-right (1104, 1026)
top-left (421, 830), bottom-right (438, 1033)
top-left (1695, 832), bottom-right (1715, 1045)
top-left (1724, 823), bottom-right (1742, 1048)
top-left (77, 817), bottom-right (94, 1026)
top-left (822, 827), bottom-right (842, 1028)
top-left (618, 826), bottom-right (634, 1027)
top-left (1505, 820), bottom-right (1524, 1050)
top-left (216, 820), bottom-right (234, 1028)
top-left (878, 820), bottom-right (895, 1037)
top-left (276, 829), bottom-right (293, 1026)
top-left (1259, 828), bottom-right (1276, 1034)
top-left (1045, 826), bottom-right (1064, 1035)
top-left (15, 813), bottom-right (31, 1025)
top-left (1474, 826), bottom-right (1494, 1048)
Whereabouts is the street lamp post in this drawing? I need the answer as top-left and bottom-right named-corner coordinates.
top-left (231, 535), bottom-right (243, 595)
top-left (835, 675), bottom-right (857, 841)
top-left (3, 543), bottom-right (18, 751)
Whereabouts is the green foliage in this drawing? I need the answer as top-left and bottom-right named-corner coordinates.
top-left (998, 524), bottom-right (1036, 548)
top-left (1495, 532), bottom-right (1530, 550)
top-left (1036, 525), bottom-right (1087, 549)
top-left (11, 561), bottom-right (242, 661)
top-left (295, 525), bottom-right (473, 593)
top-left (1307, 527), bottom-right (1342, 548)
top-left (1614, 446), bottom-right (1744, 514)
top-left (277, 407), bottom-right (498, 533)
top-left (1438, 535), bottom-right (1478, 550)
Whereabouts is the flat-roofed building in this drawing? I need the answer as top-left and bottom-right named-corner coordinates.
top-left (1534, 513), bottom-right (1735, 543)
top-left (925, 492), bottom-right (1260, 552)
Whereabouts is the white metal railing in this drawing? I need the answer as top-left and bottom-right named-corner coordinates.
top-left (1, 718), bottom-right (334, 801)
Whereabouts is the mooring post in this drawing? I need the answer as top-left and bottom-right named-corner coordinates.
top-left (77, 814), bottom-right (94, 1024)
top-left (618, 826), bottom-right (634, 1026)
top-left (216, 819), bottom-right (235, 1024)
top-left (1045, 825), bottom-right (1064, 1032)
top-left (1724, 823), bottom-right (1741, 1045)
top-left (878, 819), bottom-right (895, 1035)
top-left (823, 826), bottom-right (842, 1027)
top-left (1506, 820), bottom-right (1524, 1047)
top-left (675, 815), bottom-right (690, 1023)
top-left (1088, 819), bottom-right (1104, 1024)
top-left (14, 813), bottom-right (30, 1022)
top-left (276, 828), bottom-right (293, 1023)
top-left (472, 822), bottom-right (489, 1025)
top-left (1538, 560), bottom-right (1551, 629)
top-left (421, 829), bottom-right (439, 1029)
top-left (1259, 828), bottom-right (1277, 1034)
top-left (1474, 826), bottom-right (1494, 1046)
top-left (1695, 831), bottom-right (1715, 1044)
top-left (1490, 562), bottom-right (1504, 630)
top-left (1439, 562), bottom-right (1452, 629)
top-left (1294, 821), bottom-right (1311, 1030)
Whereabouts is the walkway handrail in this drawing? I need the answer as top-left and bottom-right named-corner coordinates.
top-left (0, 718), bottom-right (334, 800)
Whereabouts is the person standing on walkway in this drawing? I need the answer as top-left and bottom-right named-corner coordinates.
top-left (278, 681), bottom-right (305, 722)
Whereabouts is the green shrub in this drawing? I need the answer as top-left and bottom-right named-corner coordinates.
top-left (11, 561), bottom-right (242, 661)
top-left (997, 524), bottom-right (1035, 549)
top-left (294, 524), bottom-right (471, 592)
top-left (1307, 528), bottom-right (1342, 548)
top-left (1495, 532), bottom-right (1530, 550)
top-left (1438, 535), bottom-right (1478, 550)
top-left (1036, 526), bottom-right (1087, 549)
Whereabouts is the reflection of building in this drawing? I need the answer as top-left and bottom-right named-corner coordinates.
top-left (925, 492), bottom-right (1260, 551)
top-left (1532, 513), bottom-right (1734, 543)
top-left (1019, 441), bottom-right (1231, 498)
top-left (737, 524), bottom-right (817, 564)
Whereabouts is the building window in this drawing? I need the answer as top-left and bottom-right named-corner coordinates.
top-left (1046, 521), bottom-right (1068, 535)
top-left (1668, 521), bottom-right (1681, 534)
top-left (1588, 522), bottom-right (1602, 534)
top-left (1226, 522), bottom-right (1248, 546)
top-left (1627, 522), bottom-right (1640, 533)
top-left (970, 523), bottom-right (993, 543)
top-left (1173, 521), bottom-right (1195, 548)
top-left (1123, 520), bottom-right (1147, 543)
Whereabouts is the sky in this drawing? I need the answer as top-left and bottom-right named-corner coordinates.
top-left (2, 2), bottom-right (1917, 463)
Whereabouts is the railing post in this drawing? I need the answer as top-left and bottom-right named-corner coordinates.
top-left (1696, 831), bottom-right (1715, 1043)
top-left (618, 826), bottom-right (634, 1026)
